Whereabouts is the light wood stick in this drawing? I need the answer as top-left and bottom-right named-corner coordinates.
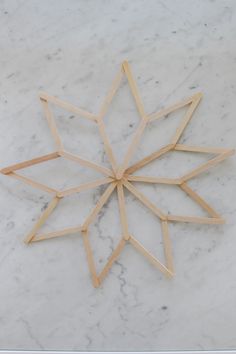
top-left (181, 149), bottom-right (235, 182)
top-left (97, 119), bottom-right (117, 173)
top-left (127, 175), bottom-right (181, 185)
top-left (39, 92), bottom-right (97, 122)
top-left (129, 236), bottom-right (173, 278)
top-left (117, 183), bottom-right (130, 240)
top-left (161, 221), bottom-right (174, 273)
top-left (174, 144), bottom-right (231, 154)
top-left (149, 92), bottom-right (202, 121)
top-left (82, 230), bottom-right (99, 287)
top-left (41, 99), bottom-right (63, 150)
top-left (180, 182), bottom-right (220, 218)
top-left (82, 182), bottom-right (117, 230)
top-left (98, 238), bottom-right (126, 284)
top-left (32, 226), bottom-right (83, 242)
top-left (125, 144), bottom-right (174, 175)
top-left (58, 177), bottom-right (114, 198)
top-left (24, 196), bottom-right (60, 244)
top-left (171, 93), bottom-right (202, 145)
top-left (59, 150), bottom-right (113, 177)
top-left (167, 215), bottom-right (224, 224)
top-left (123, 180), bottom-right (166, 220)
top-left (1, 152), bottom-right (59, 174)
top-left (8, 172), bottom-right (58, 195)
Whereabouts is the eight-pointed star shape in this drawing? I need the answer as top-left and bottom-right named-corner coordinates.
top-left (1, 61), bottom-right (234, 287)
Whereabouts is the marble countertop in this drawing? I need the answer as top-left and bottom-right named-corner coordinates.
top-left (0, 0), bottom-right (236, 351)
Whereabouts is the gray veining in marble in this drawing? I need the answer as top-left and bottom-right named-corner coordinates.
top-left (0, 0), bottom-right (236, 351)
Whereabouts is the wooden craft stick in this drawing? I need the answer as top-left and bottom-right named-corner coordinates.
top-left (174, 144), bottom-right (231, 154)
top-left (123, 180), bottom-right (166, 220)
top-left (82, 230), bottom-right (99, 287)
top-left (171, 93), bottom-right (202, 145)
top-left (24, 196), bottom-right (60, 244)
top-left (149, 92), bottom-right (202, 121)
top-left (0, 152), bottom-right (59, 174)
top-left (116, 118), bottom-right (148, 179)
top-left (129, 236), bottom-right (173, 278)
top-left (8, 172), bottom-right (58, 195)
top-left (181, 149), bottom-right (235, 182)
top-left (167, 215), bottom-right (224, 224)
top-left (32, 226), bottom-right (83, 242)
top-left (180, 182), bottom-right (220, 218)
top-left (122, 61), bottom-right (146, 118)
top-left (59, 150), bottom-right (113, 177)
top-left (98, 67), bottom-right (124, 119)
top-left (58, 177), bottom-right (114, 198)
top-left (39, 92), bottom-right (97, 122)
top-left (161, 221), bottom-right (174, 273)
top-left (40, 99), bottom-right (63, 150)
top-left (82, 182), bottom-right (117, 230)
top-left (127, 175), bottom-right (181, 185)
top-left (98, 238), bottom-right (126, 284)
top-left (117, 183), bottom-right (130, 240)
top-left (125, 144), bottom-right (174, 175)
top-left (97, 119), bottom-right (117, 173)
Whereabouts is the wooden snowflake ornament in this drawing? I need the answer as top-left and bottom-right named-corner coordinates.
top-left (1, 61), bottom-right (234, 287)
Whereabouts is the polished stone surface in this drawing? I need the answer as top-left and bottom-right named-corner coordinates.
top-left (0, 0), bottom-right (236, 351)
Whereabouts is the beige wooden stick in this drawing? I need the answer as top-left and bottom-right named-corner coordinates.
top-left (125, 144), bottom-right (174, 175)
top-left (181, 149), bottom-right (235, 182)
top-left (148, 92), bottom-right (202, 121)
top-left (123, 180), bottom-right (166, 220)
top-left (39, 92), bottom-right (97, 122)
top-left (24, 196), bottom-right (60, 244)
top-left (98, 238), bottom-right (126, 284)
top-left (1, 152), bottom-right (59, 174)
top-left (57, 177), bottom-right (114, 198)
top-left (8, 172), bottom-right (58, 195)
top-left (32, 226), bottom-right (83, 242)
top-left (129, 236), bottom-right (173, 278)
top-left (41, 99), bottom-right (63, 150)
top-left (117, 183), bottom-right (130, 240)
top-left (171, 93), bottom-right (202, 145)
top-left (82, 230), bottom-right (99, 288)
top-left (174, 144), bottom-right (231, 154)
top-left (97, 119), bottom-right (117, 173)
top-left (59, 150), bottom-right (113, 177)
top-left (127, 175), bottom-right (181, 185)
top-left (82, 182), bottom-right (117, 230)
top-left (167, 215), bottom-right (224, 224)
top-left (161, 221), bottom-right (174, 273)
top-left (180, 182), bottom-right (220, 218)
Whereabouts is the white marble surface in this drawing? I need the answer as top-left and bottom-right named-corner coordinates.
top-left (0, 0), bottom-right (236, 351)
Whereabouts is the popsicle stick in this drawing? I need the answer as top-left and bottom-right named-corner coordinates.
top-left (174, 144), bottom-right (231, 154)
top-left (181, 149), bottom-right (235, 182)
top-left (24, 196), bottom-right (60, 244)
top-left (41, 99), bottom-right (63, 149)
top-left (123, 180), bottom-right (166, 220)
top-left (167, 215), bottom-right (224, 224)
top-left (58, 177), bottom-right (114, 198)
top-left (1, 152), bottom-right (59, 174)
top-left (98, 67), bottom-right (124, 119)
top-left (148, 92), bottom-right (202, 121)
top-left (125, 144), bottom-right (174, 175)
top-left (117, 183), bottom-right (130, 240)
top-left (97, 119), bottom-right (117, 173)
top-left (116, 118), bottom-right (148, 179)
top-left (129, 236), bottom-right (173, 278)
top-left (59, 150), bottom-right (113, 177)
top-left (98, 238), bottom-right (126, 284)
top-left (7, 172), bottom-right (58, 195)
top-left (127, 175), bottom-right (181, 185)
top-left (39, 92), bottom-right (97, 122)
top-left (161, 221), bottom-right (174, 273)
top-left (82, 182), bottom-right (117, 230)
top-left (82, 230), bottom-right (99, 288)
top-left (32, 226), bottom-right (83, 242)
top-left (180, 182), bottom-right (220, 218)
